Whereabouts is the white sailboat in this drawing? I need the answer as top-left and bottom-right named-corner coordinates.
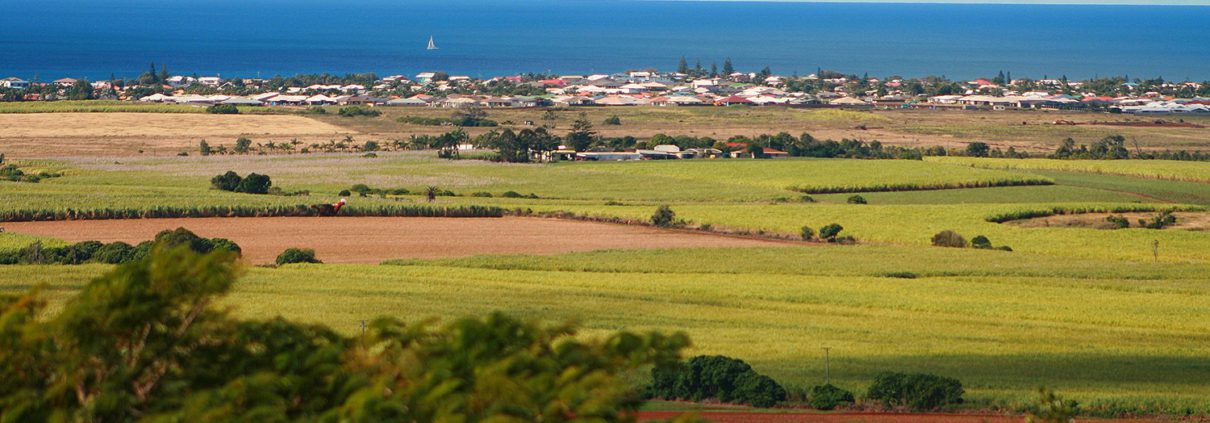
top-left (427, 36), bottom-right (438, 50)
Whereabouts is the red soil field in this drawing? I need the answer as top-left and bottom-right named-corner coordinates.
top-left (0, 216), bottom-right (791, 264)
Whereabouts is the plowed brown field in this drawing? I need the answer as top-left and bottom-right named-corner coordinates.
top-left (0, 217), bottom-right (791, 264)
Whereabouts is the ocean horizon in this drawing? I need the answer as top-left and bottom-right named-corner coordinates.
top-left (2, 0), bottom-right (1209, 81)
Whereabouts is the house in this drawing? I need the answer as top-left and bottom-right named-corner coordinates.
top-left (53, 78), bottom-right (79, 87)
top-left (714, 95), bottom-right (753, 106)
top-left (386, 97), bottom-right (429, 107)
top-left (305, 94), bottom-right (336, 105)
top-left (139, 93), bottom-right (174, 102)
top-left (1, 77), bottom-right (30, 89)
top-left (197, 76), bottom-right (222, 87)
top-left (415, 72), bottom-right (437, 83)
top-left (679, 148), bottom-right (722, 159)
top-left (729, 147), bottom-right (788, 159)
top-left (220, 97), bottom-right (264, 106)
top-left (268, 95), bottom-right (307, 105)
top-left (830, 97), bottom-right (871, 107)
top-left (166, 75), bottom-right (195, 88)
top-left (576, 152), bottom-right (643, 161)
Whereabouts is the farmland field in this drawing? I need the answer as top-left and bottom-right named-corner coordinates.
top-left (2, 107), bottom-right (1210, 418)
top-left (6, 246), bottom-right (1210, 415)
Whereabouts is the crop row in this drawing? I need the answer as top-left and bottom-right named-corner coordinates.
top-left (0, 204), bottom-right (505, 222)
top-left (790, 178), bottom-right (1055, 194)
top-left (984, 205), bottom-right (1205, 223)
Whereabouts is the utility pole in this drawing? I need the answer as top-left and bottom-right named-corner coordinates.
top-left (822, 346), bottom-right (832, 385)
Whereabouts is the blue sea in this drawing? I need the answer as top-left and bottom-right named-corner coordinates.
top-left (2, 0), bottom-right (1209, 81)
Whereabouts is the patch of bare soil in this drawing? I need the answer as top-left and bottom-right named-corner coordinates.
top-left (0, 113), bottom-right (352, 157)
top-left (0, 217), bottom-right (790, 264)
top-left (1007, 212), bottom-right (1210, 231)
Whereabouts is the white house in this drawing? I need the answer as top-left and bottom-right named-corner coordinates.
top-left (1, 77), bottom-right (29, 89)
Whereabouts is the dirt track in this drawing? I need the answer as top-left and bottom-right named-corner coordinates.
top-left (0, 217), bottom-right (789, 264)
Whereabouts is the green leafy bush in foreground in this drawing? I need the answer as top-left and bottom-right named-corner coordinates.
top-left (0, 246), bottom-right (689, 421)
top-left (648, 355), bottom-right (788, 407)
top-left (0, 227), bottom-right (240, 265)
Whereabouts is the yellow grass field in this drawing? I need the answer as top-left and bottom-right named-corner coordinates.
top-left (0, 112), bottom-right (353, 157)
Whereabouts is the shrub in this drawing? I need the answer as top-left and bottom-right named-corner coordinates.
top-left (210, 171), bottom-right (243, 191)
top-left (651, 205), bottom-right (677, 228)
top-left (880, 272), bottom-right (919, 279)
top-left (970, 235), bottom-right (992, 249)
top-left (234, 137), bottom-right (252, 154)
top-left (1105, 215), bottom-right (1130, 229)
top-left (502, 191), bottom-right (524, 198)
top-left (819, 223), bottom-right (844, 241)
top-left (472, 192), bottom-right (493, 198)
top-left (800, 225), bottom-right (815, 241)
top-left (363, 140), bottom-right (380, 151)
top-left (306, 105), bottom-right (327, 114)
top-left (809, 384), bottom-right (855, 410)
top-left (205, 104), bottom-right (239, 114)
top-left (92, 241), bottom-right (136, 264)
top-left (276, 248), bottom-right (321, 265)
top-left (866, 372), bottom-right (964, 411)
top-left (338, 106), bottom-right (381, 117)
top-left (847, 195), bottom-right (868, 204)
top-left (338, 189), bottom-right (351, 197)
top-left (649, 355), bottom-right (787, 408)
top-left (800, 195), bottom-right (816, 203)
top-left (931, 230), bottom-right (967, 248)
top-left (234, 173), bottom-right (272, 194)
top-left (1025, 387), bottom-right (1079, 423)
top-left (1139, 210), bottom-right (1177, 229)
top-left (603, 115), bottom-right (622, 125)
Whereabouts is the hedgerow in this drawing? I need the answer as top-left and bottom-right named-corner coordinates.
top-left (985, 205), bottom-right (1202, 223)
top-left (791, 178), bottom-right (1053, 195)
top-left (0, 204), bottom-right (506, 222)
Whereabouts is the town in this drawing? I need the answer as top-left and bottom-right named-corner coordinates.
top-left (3, 63), bottom-right (1209, 114)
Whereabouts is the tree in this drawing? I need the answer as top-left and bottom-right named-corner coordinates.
top-left (809, 384), bottom-right (855, 410)
top-left (931, 230), bottom-right (968, 248)
top-left (722, 57), bottom-right (735, 76)
top-left (648, 355), bottom-right (787, 408)
top-left (965, 142), bottom-right (990, 157)
top-left (651, 205), bottom-right (677, 227)
top-left (210, 171), bottom-right (242, 191)
top-left (970, 235), bottom-right (992, 249)
top-left (0, 246), bottom-right (689, 421)
top-left (677, 56), bottom-right (689, 75)
top-left (198, 140), bottom-right (211, 156)
top-left (158, 64), bottom-right (170, 84)
top-left (866, 372), bottom-right (964, 411)
top-left (819, 223), bottom-right (844, 241)
top-left (276, 248), bottom-right (321, 265)
top-left (234, 173), bottom-right (271, 194)
top-left (66, 79), bottom-right (95, 100)
top-left (435, 128), bottom-right (468, 159)
top-left (800, 225), bottom-right (815, 241)
top-left (603, 115), bottom-right (621, 125)
top-left (566, 113), bottom-right (597, 152)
